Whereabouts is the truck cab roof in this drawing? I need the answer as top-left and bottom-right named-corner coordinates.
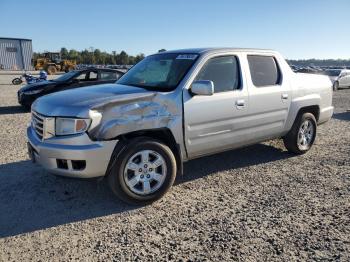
top-left (159, 47), bottom-right (277, 55)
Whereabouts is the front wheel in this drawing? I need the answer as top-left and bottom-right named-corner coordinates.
top-left (333, 81), bottom-right (339, 91)
top-left (12, 78), bottom-right (22, 85)
top-left (107, 138), bottom-right (177, 204)
top-left (283, 113), bottom-right (317, 154)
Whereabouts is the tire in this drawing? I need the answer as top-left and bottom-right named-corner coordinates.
top-left (283, 112), bottom-right (317, 155)
top-left (47, 66), bottom-right (57, 75)
top-left (333, 81), bottom-right (339, 91)
top-left (12, 78), bottom-right (22, 85)
top-left (107, 137), bottom-right (177, 205)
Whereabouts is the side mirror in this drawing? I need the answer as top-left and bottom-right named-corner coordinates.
top-left (190, 80), bottom-right (214, 96)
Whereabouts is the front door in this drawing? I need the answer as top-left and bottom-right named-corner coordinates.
top-left (61, 71), bottom-right (89, 91)
top-left (183, 55), bottom-right (250, 158)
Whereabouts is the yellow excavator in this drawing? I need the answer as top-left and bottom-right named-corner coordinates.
top-left (34, 52), bottom-right (76, 75)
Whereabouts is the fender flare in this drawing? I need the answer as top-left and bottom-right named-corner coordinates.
top-left (285, 94), bottom-right (321, 131)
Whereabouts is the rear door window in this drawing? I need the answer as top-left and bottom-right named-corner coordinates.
top-left (247, 55), bottom-right (281, 87)
top-left (100, 71), bottom-right (117, 80)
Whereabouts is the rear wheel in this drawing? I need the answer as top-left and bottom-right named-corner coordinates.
top-left (107, 138), bottom-right (177, 204)
top-left (283, 112), bottom-right (317, 154)
top-left (46, 65), bottom-right (57, 75)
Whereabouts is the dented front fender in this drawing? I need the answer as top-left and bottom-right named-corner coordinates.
top-left (89, 91), bottom-right (182, 142)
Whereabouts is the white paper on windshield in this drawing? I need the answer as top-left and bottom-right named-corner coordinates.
top-left (176, 54), bottom-right (198, 60)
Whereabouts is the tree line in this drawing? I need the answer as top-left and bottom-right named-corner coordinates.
top-left (33, 48), bottom-right (350, 67)
top-left (33, 47), bottom-right (146, 65)
top-left (287, 59), bottom-right (350, 67)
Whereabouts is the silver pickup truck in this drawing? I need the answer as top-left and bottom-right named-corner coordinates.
top-left (28, 48), bottom-right (333, 204)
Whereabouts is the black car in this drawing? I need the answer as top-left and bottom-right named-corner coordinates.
top-left (18, 68), bottom-right (124, 108)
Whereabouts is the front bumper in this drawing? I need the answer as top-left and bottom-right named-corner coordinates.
top-left (18, 91), bottom-right (35, 107)
top-left (27, 126), bottom-right (118, 178)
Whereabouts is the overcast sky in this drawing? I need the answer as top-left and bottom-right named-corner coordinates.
top-left (1, 0), bottom-right (349, 59)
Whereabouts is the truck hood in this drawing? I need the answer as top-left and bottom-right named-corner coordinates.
top-left (32, 84), bottom-right (156, 118)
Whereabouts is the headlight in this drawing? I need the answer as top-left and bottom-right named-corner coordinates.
top-left (55, 118), bottom-right (91, 136)
top-left (24, 89), bottom-right (43, 95)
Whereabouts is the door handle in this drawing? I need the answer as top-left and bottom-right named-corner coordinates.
top-left (235, 99), bottom-right (245, 108)
top-left (281, 94), bottom-right (289, 100)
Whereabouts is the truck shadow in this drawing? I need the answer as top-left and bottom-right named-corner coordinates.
top-left (180, 143), bottom-right (291, 184)
top-left (0, 160), bottom-right (134, 238)
top-left (332, 111), bottom-right (350, 121)
top-left (0, 105), bottom-right (29, 115)
top-left (0, 143), bottom-right (292, 238)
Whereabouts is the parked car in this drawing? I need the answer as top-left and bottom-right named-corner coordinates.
top-left (323, 69), bottom-right (350, 91)
top-left (295, 67), bottom-right (320, 74)
top-left (27, 48), bottom-right (333, 204)
top-left (18, 68), bottom-right (124, 108)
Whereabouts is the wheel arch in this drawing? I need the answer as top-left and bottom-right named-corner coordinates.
top-left (285, 93), bottom-right (321, 132)
top-left (296, 105), bottom-right (320, 121)
top-left (108, 128), bottom-right (183, 177)
top-left (284, 104), bottom-right (319, 134)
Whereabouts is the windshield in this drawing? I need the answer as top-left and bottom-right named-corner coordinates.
top-left (324, 70), bottom-right (341, 77)
top-left (117, 53), bottom-right (198, 91)
top-left (54, 71), bottom-right (79, 82)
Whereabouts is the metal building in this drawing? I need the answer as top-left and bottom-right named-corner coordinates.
top-left (0, 37), bottom-right (33, 70)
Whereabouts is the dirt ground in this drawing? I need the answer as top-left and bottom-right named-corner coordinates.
top-left (0, 74), bottom-right (349, 261)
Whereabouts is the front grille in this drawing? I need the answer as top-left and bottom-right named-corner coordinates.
top-left (32, 111), bottom-right (44, 140)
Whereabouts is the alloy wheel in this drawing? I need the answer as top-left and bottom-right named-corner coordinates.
top-left (297, 119), bottom-right (314, 150)
top-left (123, 150), bottom-right (167, 195)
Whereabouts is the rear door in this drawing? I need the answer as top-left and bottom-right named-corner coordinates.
top-left (183, 54), bottom-right (251, 158)
top-left (245, 54), bottom-right (292, 139)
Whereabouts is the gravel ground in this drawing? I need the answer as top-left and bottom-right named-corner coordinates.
top-left (0, 74), bottom-right (349, 261)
